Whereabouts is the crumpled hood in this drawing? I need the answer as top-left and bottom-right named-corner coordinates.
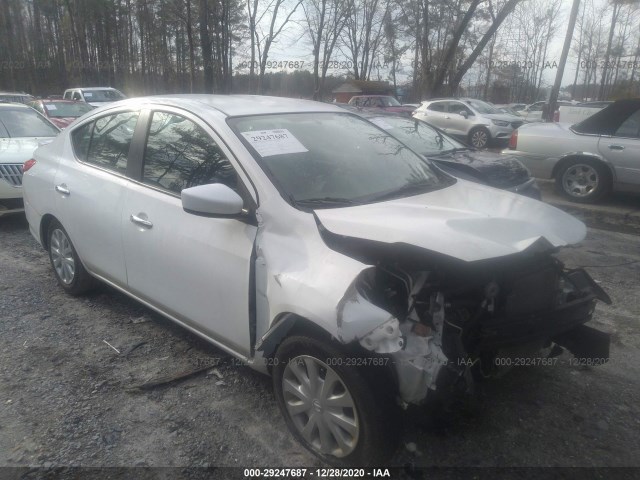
top-left (314, 181), bottom-right (585, 262)
top-left (0, 137), bottom-right (55, 164)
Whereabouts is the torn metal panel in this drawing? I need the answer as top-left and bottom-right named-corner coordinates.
top-left (314, 180), bottom-right (586, 262)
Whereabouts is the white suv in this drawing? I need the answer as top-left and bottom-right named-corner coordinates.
top-left (62, 87), bottom-right (126, 107)
top-left (413, 98), bottom-right (523, 148)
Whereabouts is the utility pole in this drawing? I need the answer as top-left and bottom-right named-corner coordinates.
top-left (547, 0), bottom-right (581, 121)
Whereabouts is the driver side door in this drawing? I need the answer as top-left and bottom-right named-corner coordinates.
top-left (122, 108), bottom-right (258, 355)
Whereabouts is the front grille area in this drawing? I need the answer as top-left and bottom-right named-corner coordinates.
top-left (0, 164), bottom-right (23, 186)
top-left (511, 121), bottom-right (523, 129)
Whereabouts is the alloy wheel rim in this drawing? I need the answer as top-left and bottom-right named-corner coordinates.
top-left (562, 164), bottom-right (599, 198)
top-left (51, 229), bottom-right (75, 285)
top-left (471, 130), bottom-right (488, 147)
top-left (282, 355), bottom-right (359, 458)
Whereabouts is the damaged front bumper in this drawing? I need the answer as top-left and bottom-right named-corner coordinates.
top-left (341, 261), bottom-right (611, 407)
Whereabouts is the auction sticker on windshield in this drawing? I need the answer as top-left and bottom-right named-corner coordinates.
top-left (241, 129), bottom-right (308, 157)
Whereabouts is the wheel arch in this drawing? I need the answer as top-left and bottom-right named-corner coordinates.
top-left (551, 153), bottom-right (616, 182)
top-left (39, 213), bottom-right (59, 249)
top-left (258, 312), bottom-right (333, 361)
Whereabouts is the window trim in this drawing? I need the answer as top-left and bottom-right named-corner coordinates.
top-left (129, 106), bottom-right (258, 209)
top-left (69, 107), bottom-right (142, 180)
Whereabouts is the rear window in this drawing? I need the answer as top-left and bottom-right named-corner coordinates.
top-left (0, 108), bottom-right (59, 138)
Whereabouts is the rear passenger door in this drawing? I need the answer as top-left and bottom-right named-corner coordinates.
top-left (121, 108), bottom-right (258, 355)
top-left (54, 110), bottom-right (141, 286)
top-left (421, 101), bottom-right (449, 130)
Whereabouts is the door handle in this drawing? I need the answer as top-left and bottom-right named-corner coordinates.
top-left (55, 184), bottom-right (70, 195)
top-left (130, 214), bottom-right (153, 228)
top-left (608, 144), bottom-right (625, 151)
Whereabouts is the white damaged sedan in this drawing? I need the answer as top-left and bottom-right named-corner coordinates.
top-left (22, 95), bottom-right (611, 465)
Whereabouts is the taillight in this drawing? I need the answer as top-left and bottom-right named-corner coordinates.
top-left (23, 158), bottom-right (36, 172)
top-left (508, 130), bottom-right (518, 149)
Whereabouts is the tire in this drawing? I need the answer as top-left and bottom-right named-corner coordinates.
top-left (47, 220), bottom-right (97, 295)
top-left (468, 127), bottom-right (491, 149)
top-left (272, 335), bottom-right (400, 466)
top-left (555, 158), bottom-right (611, 203)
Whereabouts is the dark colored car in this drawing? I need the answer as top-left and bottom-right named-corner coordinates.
top-left (28, 99), bottom-right (94, 129)
top-left (347, 95), bottom-right (416, 116)
top-left (360, 112), bottom-right (540, 199)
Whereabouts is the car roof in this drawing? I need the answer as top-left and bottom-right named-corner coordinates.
top-left (0, 102), bottom-right (30, 110)
top-left (110, 94), bottom-right (345, 117)
top-left (66, 87), bottom-right (118, 90)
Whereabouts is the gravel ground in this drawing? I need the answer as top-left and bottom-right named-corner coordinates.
top-left (1, 214), bottom-right (639, 474)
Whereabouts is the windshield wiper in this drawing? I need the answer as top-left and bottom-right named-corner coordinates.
top-left (295, 196), bottom-right (356, 207)
top-left (368, 182), bottom-right (437, 202)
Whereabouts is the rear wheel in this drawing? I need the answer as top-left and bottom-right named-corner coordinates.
top-left (272, 336), bottom-right (400, 466)
top-left (555, 158), bottom-right (611, 203)
top-left (47, 220), bottom-right (96, 295)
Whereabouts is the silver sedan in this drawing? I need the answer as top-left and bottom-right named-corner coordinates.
top-left (508, 99), bottom-right (640, 203)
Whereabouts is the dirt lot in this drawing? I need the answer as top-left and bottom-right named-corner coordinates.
top-left (1, 214), bottom-right (639, 474)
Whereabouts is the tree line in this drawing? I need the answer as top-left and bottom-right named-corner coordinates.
top-left (0, 0), bottom-right (638, 102)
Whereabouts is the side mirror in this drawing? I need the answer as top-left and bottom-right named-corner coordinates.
top-left (181, 183), bottom-right (244, 216)
top-left (459, 110), bottom-right (469, 118)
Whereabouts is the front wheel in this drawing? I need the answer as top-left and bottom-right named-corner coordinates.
top-left (555, 158), bottom-right (611, 203)
top-left (468, 127), bottom-right (491, 149)
top-left (272, 336), bottom-right (400, 466)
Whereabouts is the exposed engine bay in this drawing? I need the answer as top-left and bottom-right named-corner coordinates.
top-left (332, 233), bottom-right (612, 406)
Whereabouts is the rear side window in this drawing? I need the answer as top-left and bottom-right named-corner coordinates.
top-left (71, 112), bottom-right (139, 173)
top-left (71, 122), bottom-right (94, 161)
top-left (142, 111), bottom-right (238, 195)
top-left (427, 102), bottom-right (445, 112)
top-left (614, 110), bottom-right (640, 138)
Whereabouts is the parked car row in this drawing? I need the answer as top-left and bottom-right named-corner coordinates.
top-left (20, 94), bottom-right (612, 466)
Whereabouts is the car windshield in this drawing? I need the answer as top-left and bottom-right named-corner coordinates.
top-left (0, 108), bottom-right (59, 137)
top-left (368, 116), bottom-right (465, 156)
top-left (44, 102), bottom-right (94, 117)
top-left (81, 89), bottom-right (125, 102)
top-left (464, 99), bottom-right (501, 114)
top-left (229, 112), bottom-right (452, 207)
top-left (381, 97), bottom-right (401, 107)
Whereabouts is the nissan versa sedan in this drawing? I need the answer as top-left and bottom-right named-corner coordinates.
top-left (23, 95), bottom-right (611, 466)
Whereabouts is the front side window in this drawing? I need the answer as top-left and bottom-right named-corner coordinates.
top-left (142, 111), bottom-right (238, 195)
top-left (0, 108), bottom-right (59, 138)
top-left (81, 111), bottom-right (139, 173)
top-left (229, 112), bottom-right (451, 207)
